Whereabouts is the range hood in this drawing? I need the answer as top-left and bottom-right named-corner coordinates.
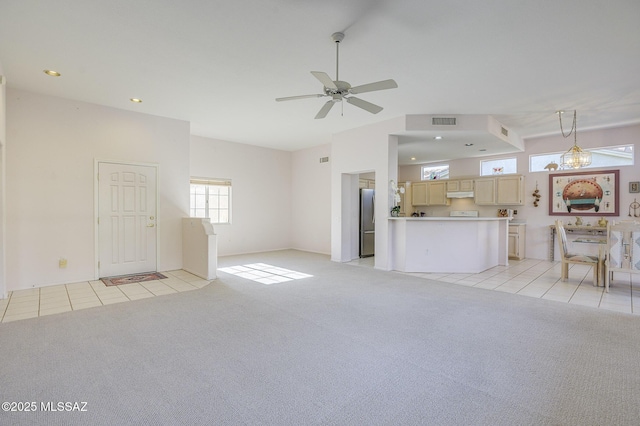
top-left (446, 191), bottom-right (475, 198)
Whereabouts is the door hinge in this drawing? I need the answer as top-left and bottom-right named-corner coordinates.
top-left (98, 261), bottom-right (101, 269)
top-left (97, 217), bottom-right (100, 225)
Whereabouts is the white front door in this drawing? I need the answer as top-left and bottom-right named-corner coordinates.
top-left (98, 162), bottom-right (157, 277)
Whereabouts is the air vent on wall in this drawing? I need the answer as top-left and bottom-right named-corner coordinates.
top-left (319, 156), bottom-right (329, 163)
top-left (432, 117), bottom-right (457, 126)
top-left (501, 126), bottom-right (509, 136)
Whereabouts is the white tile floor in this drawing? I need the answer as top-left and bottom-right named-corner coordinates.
top-left (348, 257), bottom-right (640, 315)
top-left (0, 270), bottom-right (212, 323)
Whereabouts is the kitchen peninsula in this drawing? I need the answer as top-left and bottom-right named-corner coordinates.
top-left (389, 217), bottom-right (510, 273)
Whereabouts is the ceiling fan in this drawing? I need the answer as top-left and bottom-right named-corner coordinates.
top-left (275, 32), bottom-right (398, 119)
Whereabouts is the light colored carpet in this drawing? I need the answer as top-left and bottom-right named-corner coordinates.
top-left (1, 249), bottom-right (639, 425)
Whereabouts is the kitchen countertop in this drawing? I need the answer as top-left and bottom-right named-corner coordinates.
top-left (389, 217), bottom-right (511, 221)
top-left (509, 219), bottom-right (527, 224)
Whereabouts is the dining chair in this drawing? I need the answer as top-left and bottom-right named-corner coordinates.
top-left (555, 220), bottom-right (600, 285)
top-left (604, 220), bottom-right (640, 292)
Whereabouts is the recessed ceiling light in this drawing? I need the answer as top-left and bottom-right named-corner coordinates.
top-left (410, 157), bottom-right (416, 161)
top-left (465, 143), bottom-right (474, 146)
top-left (130, 98), bottom-right (143, 103)
top-left (43, 70), bottom-right (61, 77)
top-left (434, 136), bottom-right (443, 140)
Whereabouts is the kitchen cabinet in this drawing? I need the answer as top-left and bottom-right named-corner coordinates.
top-left (359, 179), bottom-right (375, 189)
top-left (446, 180), bottom-right (460, 192)
top-left (460, 179), bottom-right (474, 192)
top-left (446, 179), bottom-right (474, 192)
top-left (411, 182), bottom-right (428, 206)
top-left (497, 175), bottom-right (524, 205)
top-left (474, 178), bottom-right (496, 205)
top-left (427, 181), bottom-right (450, 206)
top-left (412, 181), bottom-right (450, 206)
top-left (508, 224), bottom-right (526, 260)
top-left (474, 175), bottom-right (524, 206)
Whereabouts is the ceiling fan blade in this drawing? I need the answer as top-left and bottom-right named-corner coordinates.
top-left (276, 94), bottom-right (324, 102)
top-left (346, 96), bottom-right (383, 114)
top-left (315, 100), bottom-right (336, 119)
top-left (311, 71), bottom-right (337, 90)
top-left (349, 79), bottom-right (398, 94)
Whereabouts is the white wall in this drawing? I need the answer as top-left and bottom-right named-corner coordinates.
top-left (399, 123), bottom-right (640, 260)
top-left (190, 135), bottom-right (292, 256)
top-left (291, 143), bottom-right (331, 254)
top-left (0, 63), bottom-right (6, 298)
top-left (331, 117), bottom-right (405, 270)
top-left (6, 89), bottom-right (190, 291)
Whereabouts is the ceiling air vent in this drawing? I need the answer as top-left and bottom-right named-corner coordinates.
top-left (432, 117), bottom-right (457, 126)
top-left (501, 126), bottom-right (509, 137)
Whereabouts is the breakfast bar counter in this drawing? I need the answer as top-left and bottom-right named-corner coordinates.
top-left (389, 217), bottom-right (510, 273)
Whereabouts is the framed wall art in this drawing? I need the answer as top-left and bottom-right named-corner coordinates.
top-left (549, 169), bottom-right (619, 216)
top-left (630, 181), bottom-right (640, 193)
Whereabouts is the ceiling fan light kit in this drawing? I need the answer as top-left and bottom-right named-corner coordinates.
top-left (276, 32), bottom-right (398, 119)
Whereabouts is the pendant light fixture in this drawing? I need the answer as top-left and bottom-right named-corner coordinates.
top-left (558, 110), bottom-right (592, 169)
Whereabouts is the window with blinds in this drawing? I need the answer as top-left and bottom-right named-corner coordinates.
top-left (189, 178), bottom-right (232, 224)
top-left (529, 144), bottom-right (633, 172)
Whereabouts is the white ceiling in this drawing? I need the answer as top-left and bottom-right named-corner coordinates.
top-left (1, 0), bottom-right (639, 163)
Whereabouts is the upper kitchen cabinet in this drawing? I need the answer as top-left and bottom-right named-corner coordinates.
top-left (359, 179), bottom-right (375, 189)
top-left (474, 178), bottom-right (496, 205)
top-left (427, 181), bottom-right (450, 206)
top-left (446, 179), bottom-right (474, 192)
top-left (411, 181), bottom-right (450, 206)
top-left (412, 182), bottom-right (428, 206)
top-left (496, 175), bottom-right (524, 205)
top-left (474, 175), bottom-right (525, 206)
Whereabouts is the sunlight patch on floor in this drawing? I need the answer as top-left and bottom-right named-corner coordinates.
top-left (218, 263), bottom-right (313, 285)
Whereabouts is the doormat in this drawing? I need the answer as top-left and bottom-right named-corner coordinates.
top-left (101, 272), bottom-right (168, 287)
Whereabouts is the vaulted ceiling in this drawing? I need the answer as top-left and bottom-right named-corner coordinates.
top-left (1, 0), bottom-right (639, 162)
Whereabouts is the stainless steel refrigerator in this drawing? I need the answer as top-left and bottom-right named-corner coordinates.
top-left (359, 188), bottom-right (375, 257)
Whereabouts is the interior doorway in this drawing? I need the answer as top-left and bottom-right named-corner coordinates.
top-left (96, 161), bottom-right (158, 278)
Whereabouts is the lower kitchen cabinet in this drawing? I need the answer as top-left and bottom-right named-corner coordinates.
top-left (508, 224), bottom-right (526, 260)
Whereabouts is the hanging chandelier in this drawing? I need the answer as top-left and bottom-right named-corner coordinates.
top-left (558, 110), bottom-right (592, 169)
